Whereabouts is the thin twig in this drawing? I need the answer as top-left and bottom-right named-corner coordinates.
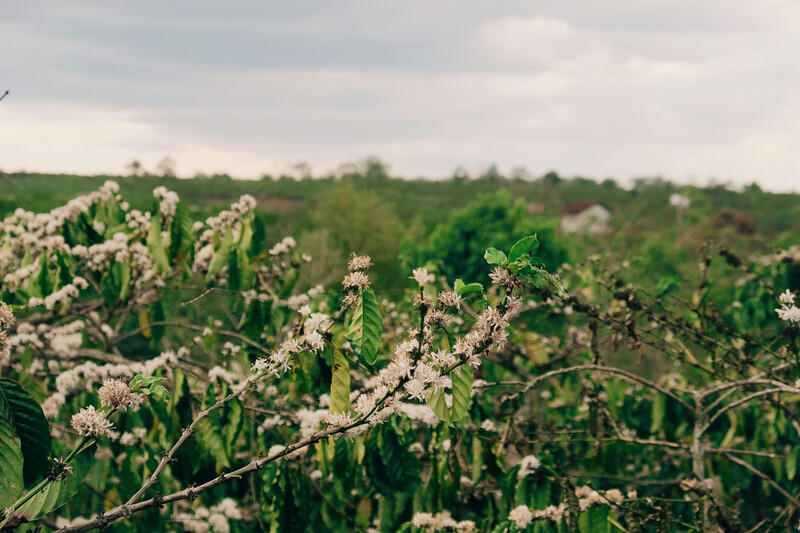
top-left (723, 452), bottom-right (800, 509)
top-left (511, 364), bottom-right (693, 410)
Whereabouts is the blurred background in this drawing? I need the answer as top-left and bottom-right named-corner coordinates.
top-left (2, 1), bottom-right (799, 296)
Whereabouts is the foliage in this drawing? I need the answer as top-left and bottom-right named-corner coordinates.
top-left (0, 183), bottom-right (799, 532)
top-left (400, 189), bottom-right (568, 287)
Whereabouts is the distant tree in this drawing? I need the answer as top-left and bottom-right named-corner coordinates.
top-left (334, 162), bottom-right (360, 180)
top-left (540, 171), bottom-right (562, 185)
top-left (743, 182), bottom-right (763, 194)
top-left (480, 164), bottom-right (501, 182)
top-left (293, 161), bottom-right (313, 180)
top-left (156, 156), bottom-right (176, 178)
top-left (451, 167), bottom-right (469, 184)
top-left (633, 176), bottom-right (670, 190)
top-left (363, 157), bottom-right (389, 183)
top-left (601, 178), bottom-right (618, 188)
top-left (511, 166), bottom-right (531, 181)
top-left (126, 160), bottom-right (143, 177)
top-left (400, 189), bottom-right (568, 285)
top-left (304, 183), bottom-right (404, 290)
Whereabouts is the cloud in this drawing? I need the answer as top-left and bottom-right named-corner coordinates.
top-left (1, 1), bottom-right (799, 192)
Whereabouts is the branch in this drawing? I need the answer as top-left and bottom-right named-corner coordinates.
top-left (702, 362), bottom-right (794, 412)
top-left (512, 364), bottom-right (693, 410)
top-left (125, 369), bottom-right (270, 505)
top-left (702, 388), bottom-right (789, 435)
top-left (112, 321), bottom-right (271, 355)
top-left (723, 453), bottom-right (800, 510)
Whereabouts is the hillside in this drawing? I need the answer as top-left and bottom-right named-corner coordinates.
top-left (1, 165), bottom-right (797, 294)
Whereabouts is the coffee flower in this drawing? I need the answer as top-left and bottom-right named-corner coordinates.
top-left (438, 291), bottom-right (462, 310)
top-left (517, 454), bottom-right (541, 479)
top-left (343, 271), bottom-right (370, 290)
top-left (98, 379), bottom-right (144, 410)
top-left (0, 302), bottom-right (14, 330)
top-left (71, 406), bottom-right (114, 437)
top-left (508, 506), bottom-right (534, 529)
top-left (412, 268), bottom-right (435, 287)
top-left (348, 255), bottom-right (372, 272)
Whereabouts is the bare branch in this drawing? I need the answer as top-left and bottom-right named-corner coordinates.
top-left (723, 453), bottom-right (800, 510)
top-left (512, 364), bottom-right (694, 410)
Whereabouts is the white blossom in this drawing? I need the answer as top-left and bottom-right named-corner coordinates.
top-left (508, 505), bottom-right (534, 529)
top-left (71, 406), bottom-right (114, 437)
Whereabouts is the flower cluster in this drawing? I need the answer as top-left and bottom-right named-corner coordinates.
top-left (172, 497), bottom-right (242, 533)
top-left (269, 236), bottom-right (297, 256)
top-left (0, 302), bottom-right (13, 365)
top-left (776, 290), bottom-right (800, 323)
top-left (412, 267), bottom-right (435, 287)
top-left (342, 254), bottom-right (373, 306)
top-left (517, 454), bottom-right (541, 479)
top-left (28, 277), bottom-right (89, 310)
top-left (411, 511), bottom-right (475, 531)
top-left (43, 350), bottom-right (178, 419)
top-left (489, 266), bottom-right (520, 290)
top-left (71, 405), bottom-right (114, 437)
top-left (98, 379), bottom-right (145, 410)
top-left (153, 186), bottom-right (180, 219)
top-left (507, 486), bottom-right (625, 527)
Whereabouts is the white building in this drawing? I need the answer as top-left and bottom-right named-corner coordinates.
top-left (560, 202), bottom-right (611, 234)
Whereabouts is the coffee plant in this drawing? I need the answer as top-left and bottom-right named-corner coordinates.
top-left (0, 183), bottom-right (798, 532)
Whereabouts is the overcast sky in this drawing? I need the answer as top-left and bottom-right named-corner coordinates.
top-left (2, 1), bottom-right (799, 192)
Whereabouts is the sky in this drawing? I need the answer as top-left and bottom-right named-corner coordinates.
top-left (2, 1), bottom-right (800, 192)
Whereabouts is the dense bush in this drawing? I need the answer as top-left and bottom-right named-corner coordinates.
top-left (0, 183), bottom-right (799, 532)
top-left (400, 189), bottom-right (568, 287)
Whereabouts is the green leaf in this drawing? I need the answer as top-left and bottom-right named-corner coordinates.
top-left (454, 278), bottom-right (464, 293)
top-left (508, 235), bottom-right (539, 262)
top-left (0, 379), bottom-right (52, 485)
top-left (608, 515), bottom-right (628, 532)
top-left (54, 251), bottom-right (73, 288)
top-left (14, 445), bottom-right (95, 521)
top-left (206, 228), bottom-right (234, 280)
top-left (449, 366), bottom-right (474, 422)
top-left (426, 388), bottom-right (451, 425)
top-left (223, 397), bottom-right (243, 457)
top-left (197, 387), bottom-right (231, 468)
top-left (249, 215), bottom-right (266, 258)
top-left (365, 425), bottom-right (421, 494)
top-left (454, 279), bottom-right (484, 296)
top-left (787, 446), bottom-right (799, 482)
top-left (484, 247), bottom-right (507, 266)
top-left (578, 505), bottom-right (609, 533)
top-left (101, 261), bottom-right (130, 306)
top-left (147, 213), bottom-right (171, 274)
top-left (129, 375), bottom-right (170, 402)
top-left (149, 300), bottom-right (166, 345)
top-left (36, 253), bottom-right (52, 299)
top-left (116, 261), bottom-right (131, 300)
top-left (650, 395), bottom-right (665, 434)
top-left (345, 288), bottom-right (383, 366)
top-left (227, 248), bottom-right (241, 290)
top-left (0, 415), bottom-right (24, 507)
top-left (330, 348), bottom-right (351, 414)
top-left (195, 379), bottom-right (242, 463)
top-left (168, 204), bottom-right (194, 263)
top-left (523, 269), bottom-right (564, 293)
